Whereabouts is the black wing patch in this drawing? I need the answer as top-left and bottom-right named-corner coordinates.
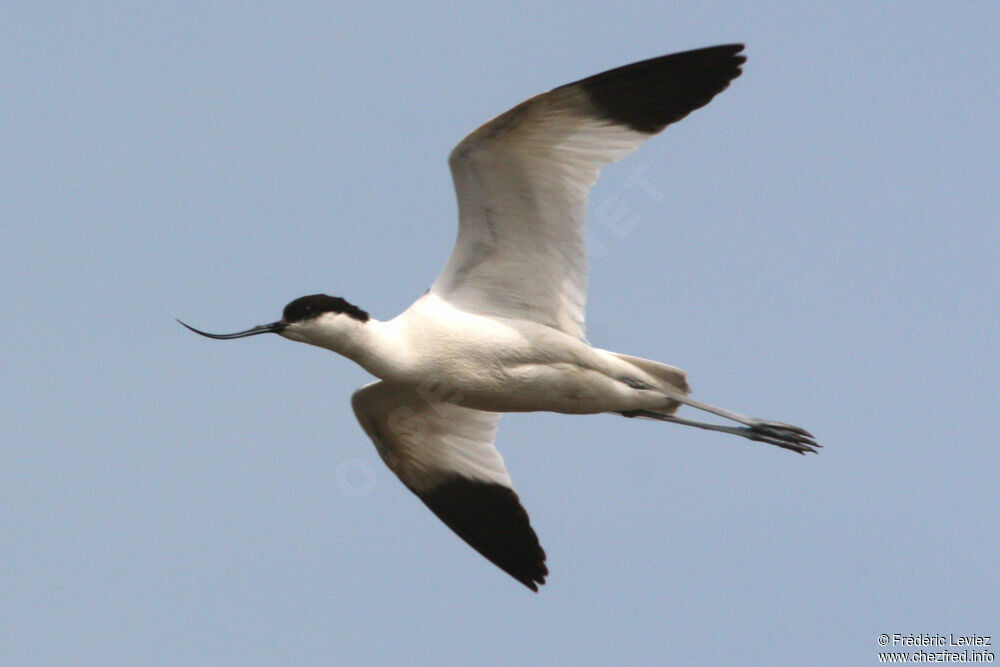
top-left (561, 43), bottom-right (746, 134)
top-left (417, 475), bottom-right (548, 591)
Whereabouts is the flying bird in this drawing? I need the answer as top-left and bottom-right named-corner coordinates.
top-left (180, 44), bottom-right (818, 592)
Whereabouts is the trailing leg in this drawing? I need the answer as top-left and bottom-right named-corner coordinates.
top-left (619, 408), bottom-right (819, 455)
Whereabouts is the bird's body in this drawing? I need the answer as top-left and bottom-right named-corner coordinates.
top-left (181, 44), bottom-right (818, 592)
top-left (295, 291), bottom-right (676, 415)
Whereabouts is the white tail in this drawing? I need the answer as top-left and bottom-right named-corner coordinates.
top-left (605, 351), bottom-right (690, 416)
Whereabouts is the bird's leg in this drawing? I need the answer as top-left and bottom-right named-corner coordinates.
top-left (621, 393), bottom-right (819, 455)
top-left (672, 395), bottom-right (808, 433)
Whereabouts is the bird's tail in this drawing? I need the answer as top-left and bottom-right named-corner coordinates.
top-left (605, 351), bottom-right (689, 416)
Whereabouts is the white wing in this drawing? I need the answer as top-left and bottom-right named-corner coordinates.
top-left (351, 381), bottom-right (547, 591)
top-left (432, 44), bottom-right (746, 340)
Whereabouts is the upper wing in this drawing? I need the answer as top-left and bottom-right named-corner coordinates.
top-left (431, 44), bottom-right (746, 340)
top-left (351, 381), bottom-right (547, 591)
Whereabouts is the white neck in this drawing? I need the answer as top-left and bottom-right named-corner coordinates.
top-left (284, 314), bottom-right (402, 380)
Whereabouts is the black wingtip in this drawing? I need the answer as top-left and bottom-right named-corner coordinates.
top-left (567, 43), bottom-right (747, 134)
top-left (418, 476), bottom-right (548, 591)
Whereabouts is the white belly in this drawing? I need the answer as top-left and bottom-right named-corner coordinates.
top-left (385, 294), bottom-right (665, 414)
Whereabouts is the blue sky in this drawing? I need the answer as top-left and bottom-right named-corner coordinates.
top-left (2, 3), bottom-right (997, 664)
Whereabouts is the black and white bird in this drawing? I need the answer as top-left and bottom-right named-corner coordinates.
top-left (181, 44), bottom-right (818, 592)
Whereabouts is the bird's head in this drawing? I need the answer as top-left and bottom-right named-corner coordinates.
top-left (179, 293), bottom-right (370, 351)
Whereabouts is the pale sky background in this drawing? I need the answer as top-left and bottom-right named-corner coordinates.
top-left (2, 3), bottom-right (997, 664)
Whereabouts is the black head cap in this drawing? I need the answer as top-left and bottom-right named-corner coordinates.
top-left (283, 294), bottom-right (369, 324)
